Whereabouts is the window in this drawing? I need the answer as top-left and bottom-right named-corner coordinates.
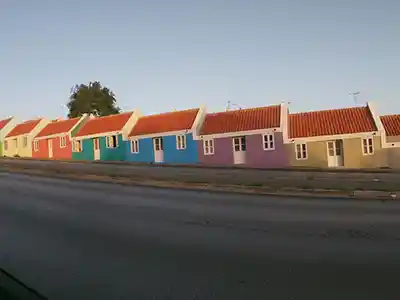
top-left (33, 140), bottom-right (39, 152)
top-left (203, 139), bottom-right (214, 155)
top-left (14, 139), bottom-right (18, 148)
top-left (73, 140), bottom-right (83, 152)
top-left (233, 136), bottom-right (246, 151)
top-left (23, 136), bottom-right (28, 148)
top-left (4, 141), bottom-right (7, 151)
top-left (60, 136), bottom-right (67, 148)
top-left (176, 135), bottom-right (186, 150)
top-left (131, 139), bottom-right (139, 153)
top-left (106, 135), bottom-right (118, 148)
top-left (263, 134), bottom-right (275, 150)
top-left (362, 137), bottom-right (374, 155)
top-left (295, 143), bottom-right (307, 160)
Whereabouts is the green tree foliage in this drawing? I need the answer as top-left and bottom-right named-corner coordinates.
top-left (67, 81), bottom-right (121, 118)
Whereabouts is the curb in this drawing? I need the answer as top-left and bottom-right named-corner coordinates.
top-left (2, 168), bottom-right (398, 201)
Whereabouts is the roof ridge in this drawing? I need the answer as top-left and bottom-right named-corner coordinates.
top-left (140, 108), bottom-right (199, 119)
top-left (207, 105), bottom-right (281, 116)
top-left (289, 106), bottom-right (367, 116)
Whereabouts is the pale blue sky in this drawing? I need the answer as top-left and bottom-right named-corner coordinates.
top-left (0, 1), bottom-right (399, 120)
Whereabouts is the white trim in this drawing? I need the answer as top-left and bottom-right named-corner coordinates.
top-left (33, 140), bottom-right (39, 152)
top-left (203, 138), bottom-right (214, 155)
top-left (106, 135), bottom-right (119, 148)
top-left (196, 128), bottom-right (280, 141)
top-left (191, 105), bottom-right (207, 139)
top-left (295, 143), bottom-right (308, 160)
top-left (361, 136), bottom-right (374, 155)
top-left (129, 129), bottom-right (191, 140)
top-left (0, 117), bottom-right (17, 141)
top-left (72, 140), bottom-right (83, 152)
top-left (280, 103), bottom-right (289, 143)
top-left (288, 131), bottom-right (380, 144)
top-left (176, 134), bottom-right (186, 150)
top-left (130, 139), bottom-right (139, 153)
top-left (262, 133), bottom-right (275, 150)
top-left (74, 131), bottom-right (121, 141)
top-left (59, 135), bottom-right (67, 148)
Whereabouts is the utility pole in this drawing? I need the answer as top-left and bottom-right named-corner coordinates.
top-left (349, 92), bottom-right (360, 104)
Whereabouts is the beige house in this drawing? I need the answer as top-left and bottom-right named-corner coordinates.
top-left (3, 118), bottom-right (50, 158)
top-left (285, 102), bottom-right (387, 168)
top-left (380, 114), bottom-right (400, 168)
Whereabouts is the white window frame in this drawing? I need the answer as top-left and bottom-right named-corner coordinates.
top-left (295, 143), bottom-right (308, 160)
top-left (362, 137), bottom-right (374, 155)
top-left (176, 135), bottom-right (186, 150)
top-left (131, 139), bottom-right (139, 153)
top-left (106, 135), bottom-right (119, 148)
top-left (23, 136), bottom-right (28, 148)
top-left (60, 136), bottom-right (67, 148)
top-left (263, 133), bottom-right (275, 150)
top-left (73, 140), bottom-right (83, 152)
top-left (203, 138), bottom-right (214, 155)
top-left (33, 140), bottom-right (39, 152)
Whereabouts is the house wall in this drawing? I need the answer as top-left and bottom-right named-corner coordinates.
top-left (387, 148), bottom-right (400, 169)
top-left (386, 136), bottom-right (400, 143)
top-left (197, 132), bottom-right (288, 168)
top-left (99, 135), bottom-right (125, 161)
top-left (72, 135), bottom-right (125, 161)
top-left (125, 138), bottom-right (154, 163)
top-left (288, 136), bottom-right (387, 168)
top-left (72, 138), bottom-right (94, 161)
top-left (32, 136), bottom-right (73, 160)
top-left (126, 133), bottom-right (199, 164)
top-left (0, 141), bottom-right (2, 156)
top-left (3, 135), bottom-right (33, 158)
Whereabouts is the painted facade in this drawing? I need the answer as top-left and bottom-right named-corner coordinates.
top-left (195, 104), bottom-right (289, 168)
top-left (72, 112), bottom-right (140, 161)
top-left (0, 117), bottom-right (17, 156)
top-left (380, 114), bottom-right (400, 168)
top-left (127, 108), bottom-right (205, 164)
top-left (32, 115), bottom-right (89, 160)
top-left (286, 103), bottom-right (387, 168)
top-left (3, 119), bottom-right (50, 158)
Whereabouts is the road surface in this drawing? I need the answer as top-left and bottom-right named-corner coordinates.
top-left (0, 172), bottom-right (399, 300)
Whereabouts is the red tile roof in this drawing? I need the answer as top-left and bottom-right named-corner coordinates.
top-left (74, 112), bottom-right (133, 137)
top-left (199, 105), bottom-right (281, 135)
top-left (6, 119), bottom-right (42, 138)
top-left (35, 117), bottom-right (82, 138)
top-left (288, 106), bottom-right (377, 139)
top-left (129, 108), bottom-right (199, 137)
top-left (0, 118), bottom-right (12, 130)
top-left (380, 114), bottom-right (400, 136)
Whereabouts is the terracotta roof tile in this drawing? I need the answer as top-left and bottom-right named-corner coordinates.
top-left (199, 105), bottom-right (281, 135)
top-left (129, 108), bottom-right (199, 137)
top-left (74, 112), bottom-right (133, 137)
top-left (380, 114), bottom-right (400, 136)
top-left (35, 117), bottom-right (81, 138)
top-left (289, 106), bottom-right (377, 139)
top-left (0, 118), bottom-right (12, 130)
top-left (6, 119), bottom-right (42, 138)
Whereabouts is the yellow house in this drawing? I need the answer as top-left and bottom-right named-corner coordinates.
top-left (380, 114), bottom-right (400, 168)
top-left (285, 102), bottom-right (387, 169)
top-left (3, 118), bottom-right (50, 158)
top-left (0, 117), bottom-right (17, 156)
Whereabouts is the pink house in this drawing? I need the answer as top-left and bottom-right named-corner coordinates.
top-left (32, 115), bottom-right (88, 160)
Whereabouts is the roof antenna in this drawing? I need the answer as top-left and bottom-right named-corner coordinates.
top-left (349, 92), bottom-right (360, 105)
top-left (226, 101), bottom-right (242, 111)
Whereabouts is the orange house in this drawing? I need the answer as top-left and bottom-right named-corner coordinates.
top-left (32, 115), bottom-right (88, 160)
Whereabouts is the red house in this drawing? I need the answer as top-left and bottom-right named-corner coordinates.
top-left (32, 115), bottom-right (88, 160)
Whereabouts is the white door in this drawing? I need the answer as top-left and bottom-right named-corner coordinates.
top-left (327, 140), bottom-right (344, 167)
top-left (93, 138), bottom-right (100, 160)
top-left (48, 139), bottom-right (53, 158)
top-left (233, 137), bottom-right (246, 164)
top-left (153, 137), bottom-right (164, 163)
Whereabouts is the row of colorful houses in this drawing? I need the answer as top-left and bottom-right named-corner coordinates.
top-left (1, 102), bottom-right (400, 169)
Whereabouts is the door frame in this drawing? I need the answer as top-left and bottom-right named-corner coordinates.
top-left (48, 139), bottom-right (53, 158)
top-left (232, 136), bottom-right (246, 164)
top-left (93, 138), bottom-right (100, 160)
top-left (326, 139), bottom-right (344, 167)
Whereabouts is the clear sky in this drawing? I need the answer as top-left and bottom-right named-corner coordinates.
top-left (0, 0), bottom-right (399, 120)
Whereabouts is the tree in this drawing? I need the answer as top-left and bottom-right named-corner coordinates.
top-left (67, 81), bottom-right (121, 118)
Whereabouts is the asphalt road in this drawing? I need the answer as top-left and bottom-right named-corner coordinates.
top-left (0, 173), bottom-right (400, 300)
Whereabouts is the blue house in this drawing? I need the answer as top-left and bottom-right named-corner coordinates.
top-left (126, 107), bottom-right (206, 164)
top-left (72, 111), bottom-right (140, 161)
